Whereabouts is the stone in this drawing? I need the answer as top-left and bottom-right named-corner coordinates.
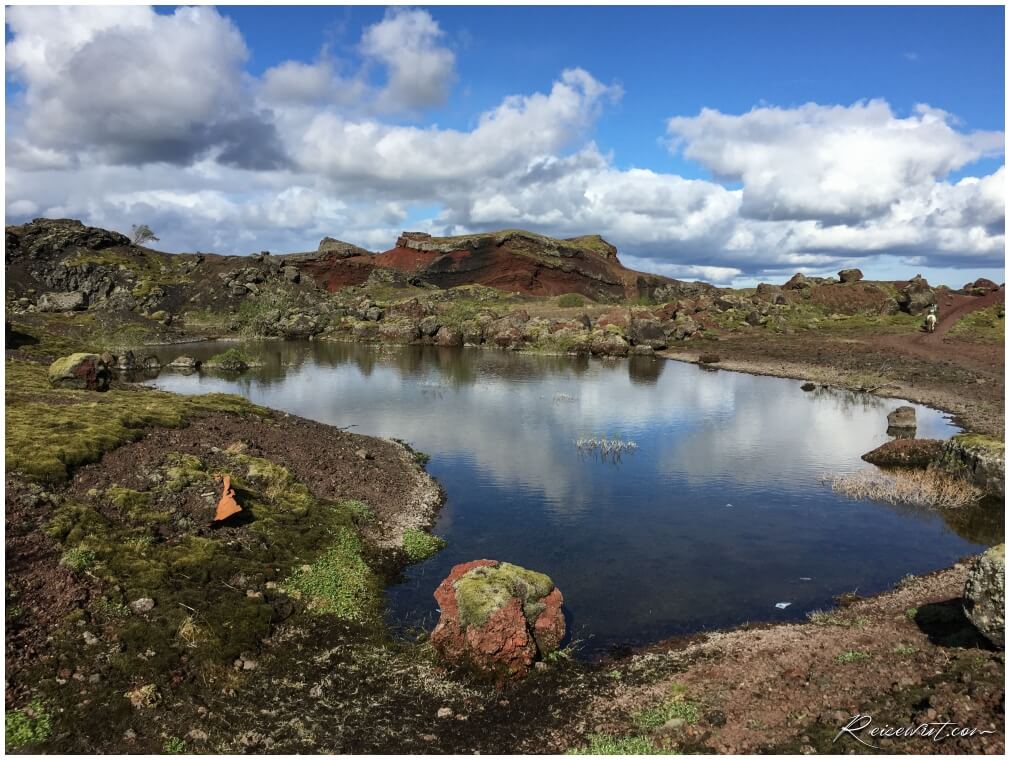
top-left (896, 275), bottom-right (935, 315)
top-left (364, 306), bottom-right (384, 322)
top-left (129, 597), bottom-right (156, 614)
top-left (38, 290), bottom-right (88, 312)
top-left (886, 406), bottom-right (916, 432)
top-left (48, 353), bottom-right (110, 391)
top-left (168, 356), bottom-right (201, 370)
top-left (967, 278), bottom-right (999, 295)
top-left (437, 707), bottom-right (454, 719)
top-left (590, 332), bottom-right (629, 357)
top-left (83, 631), bottom-right (99, 646)
top-left (838, 268), bottom-right (863, 283)
top-left (282, 266), bottom-right (300, 283)
top-left (698, 353), bottom-right (721, 364)
top-left (378, 321), bottom-right (420, 344)
top-left (355, 449), bottom-right (372, 461)
top-left (627, 319), bottom-right (667, 349)
top-left (800, 382), bottom-right (816, 391)
top-left (937, 434), bottom-right (1005, 499)
top-left (784, 272), bottom-right (812, 290)
top-left (963, 544), bottom-right (1004, 648)
top-left (431, 559), bottom-right (565, 681)
top-left (861, 439), bottom-right (944, 468)
top-left (418, 315), bottom-right (443, 337)
top-left (434, 326), bottom-right (464, 347)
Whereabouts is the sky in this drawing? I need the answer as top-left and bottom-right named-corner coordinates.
top-left (4, 4), bottom-right (1005, 287)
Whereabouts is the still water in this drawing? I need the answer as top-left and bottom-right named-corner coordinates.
top-left (147, 340), bottom-right (989, 654)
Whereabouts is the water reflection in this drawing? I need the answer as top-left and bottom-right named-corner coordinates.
top-left (146, 340), bottom-right (994, 653)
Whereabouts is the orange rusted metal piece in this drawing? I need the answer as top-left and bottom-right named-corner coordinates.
top-left (213, 474), bottom-right (242, 522)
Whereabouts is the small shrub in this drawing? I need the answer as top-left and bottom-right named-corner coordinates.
top-left (412, 450), bottom-right (431, 466)
top-left (402, 528), bottom-right (447, 562)
top-left (906, 607), bottom-right (919, 620)
top-left (281, 529), bottom-right (379, 620)
top-left (572, 733), bottom-right (666, 755)
top-left (163, 737), bottom-right (186, 754)
top-left (834, 650), bottom-right (871, 664)
top-left (60, 547), bottom-right (96, 573)
top-left (633, 684), bottom-right (701, 729)
top-left (824, 468), bottom-right (983, 509)
top-left (557, 293), bottom-right (585, 308)
top-left (5, 699), bottom-right (53, 748)
top-left (894, 644), bottom-right (918, 656)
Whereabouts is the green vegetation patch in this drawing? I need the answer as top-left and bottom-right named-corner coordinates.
top-left (951, 432), bottom-right (1005, 454)
top-left (571, 733), bottom-right (673, 755)
top-left (454, 562), bottom-right (555, 628)
top-left (835, 650), bottom-right (872, 664)
top-left (401, 528), bottom-right (447, 562)
top-left (556, 293), bottom-right (586, 308)
top-left (5, 699), bottom-right (53, 748)
top-left (633, 684), bottom-right (702, 730)
top-left (281, 528), bottom-right (380, 620)
top-left (948, 304), bottom-right (1004, 343)
top-left (204, 346), bottom-right (256, 370)
top-left (5, 360), bottom-right (261, 482)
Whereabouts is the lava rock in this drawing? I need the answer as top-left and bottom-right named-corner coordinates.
top-left (38, 291), bottom-right (88, 312)
top-left (963, 544), bottom-right (1004, 648)
top-left (861, 439), bottom-right (944, 468)
top-left (431, 560), bottom-right (565, 681)
top-left (896, 275), bottom-right (935, 315)
top-left (48, 353), bottom-right (110, 391)
top-left (838, 268), bottom-right (864, 283)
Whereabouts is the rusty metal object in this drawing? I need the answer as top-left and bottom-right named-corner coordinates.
top-left (213, 474), bottom-right (242, 522)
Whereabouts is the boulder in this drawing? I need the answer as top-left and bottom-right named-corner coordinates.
top-left (378, 321), bottom-right (420, 344)
top-left (784, 272), bottom-right (812, 290)
top-left (48, 353), bottom-right (110, 391)
top-left (861, 438), bottom-right (944, 468)
top-left (936, 434), bottom-right (1005, 499)
top-left (838, 268), bottom-right (863, 283)
top-left (800, 382), bottom-right (816, 392)
top-left (896, 275), bottom-right (935, 315)
top-left (627, 319), bottom-right (667, 350)
top-left (754, 283), bottom-right (785, 303)
top-left (418, 315), bottom-right (443, 337)
top-left (168, 356), bottom-right (201, 370)
top-left (590, 332), bottom-right (629, 357)
top-left (886, 406), bottom-right (916, 433)
top-left (963, 544), bottom-right (1004, 648)
top-left (282, 266), bottom-right (300, 283)
top-left (38, 291), bottom-right (87, 312)
top-left (434, 326), bottom-right (464, 347)
top-left (431, 560), bottom-right (565, 681)
top-left (967, 278), bottom-right (999, 295)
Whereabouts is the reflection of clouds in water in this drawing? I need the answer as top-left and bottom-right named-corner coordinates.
top-left (152, 343), bottom-right (957, 518)
top-left (663, 378), bottom-right (957, 489)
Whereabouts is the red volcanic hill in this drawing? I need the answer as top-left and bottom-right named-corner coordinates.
top-left (295, 229), bottom-right (705, 302)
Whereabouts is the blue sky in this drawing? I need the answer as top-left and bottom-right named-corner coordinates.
top-left (5, 4), bottom-right (1005, 286)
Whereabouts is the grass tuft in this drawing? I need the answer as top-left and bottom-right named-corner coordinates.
top-left (824, 468), bottom-right (983, 509)
top-left (402, 528), bottom-right (447, 562)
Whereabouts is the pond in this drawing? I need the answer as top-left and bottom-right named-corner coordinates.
top-left (145, 340), bottom-right (992, 656)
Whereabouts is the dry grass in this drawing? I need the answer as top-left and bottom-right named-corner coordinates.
top-left (824, 468), bottom-right (983, 509)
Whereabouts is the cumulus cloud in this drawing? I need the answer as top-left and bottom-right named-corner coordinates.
top-left (5, 5), bottom-right (286, 169)
top-left (4, 5), bottom-right (1004, 284)
top-left (667, 100), bottom-right (1003, 224)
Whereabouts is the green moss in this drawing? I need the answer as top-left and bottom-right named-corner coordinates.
top-left (948, 304), bottom-right (1004, 343)
top-left (281, 528), bottom-right (381, 621)
top-left (402, 528), bottom-right (447, 562)
top-left (571, 734), bottom-right (673, 754)
top-left (5, 699), bottom-right (53, 748)
top-left (6, 360), bottom-right (262, 483)
top-left (835, 650), bottom-right (872, 664)
top-left (556, 293), bottom-right (586, 308)
top-left (633, 685), bottom-right (702, 730)
top-left (951, 433), bottom-right (1005, 453)
top-left (454, 562), bottom-right (555, 628)
top-left (60, 547), bottom-right (96, 573)
top-left (205, 346), bottom-right (256, 370)
top-left (163, 737), bottom-right (187, 753)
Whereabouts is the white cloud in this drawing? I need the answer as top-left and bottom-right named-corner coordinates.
top-left (4, 5), bottom-right (1004, 284)
top-left (667, 100), bottom-right (1003, 224)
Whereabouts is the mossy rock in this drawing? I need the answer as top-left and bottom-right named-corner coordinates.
top-left (454, 562), bottom-right (555, 628)
top-left (47, 352), bottom-right (110, 391)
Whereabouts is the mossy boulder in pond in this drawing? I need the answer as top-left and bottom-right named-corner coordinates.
top-left (861, 438), bottom-right (944, 468)
top-left (937, 433), bottom-right (1005, 499)
top-left (47, 353), bottom-right (110, 391)
top-left (963, 544), bottom-right (1004, 648)
top-left (431, 559), bottom-right (565, 681)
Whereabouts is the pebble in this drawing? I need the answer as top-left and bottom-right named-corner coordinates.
top-left (83, 631), bottom-right (99, 646)
top-left (129, 597), bottom-right (155, 614)
top-left (88, 674), bottom-right (101, 684)
top-left (355, 449), bottom-right (372, 461)
top-left (187, 729), bottom-right (209, 742)
top-left (437, 707), bottom-right (453, 719)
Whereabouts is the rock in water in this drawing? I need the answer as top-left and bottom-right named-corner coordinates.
top-left (48, 353), bottom-right (110, 391)
top-left (886, 406), bottom-right (916, 433)
top-left (937, 434), bottom-right (1005, 499)
top-left (963, 544), bottom-right (1004, 648)
top-left (431, 560), bottom-right (565, 681)
top-left (861, 439), bottom-right (943, 468)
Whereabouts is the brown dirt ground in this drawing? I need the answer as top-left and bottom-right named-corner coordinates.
top-left (662, 290), bottom-right (1004, 438)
